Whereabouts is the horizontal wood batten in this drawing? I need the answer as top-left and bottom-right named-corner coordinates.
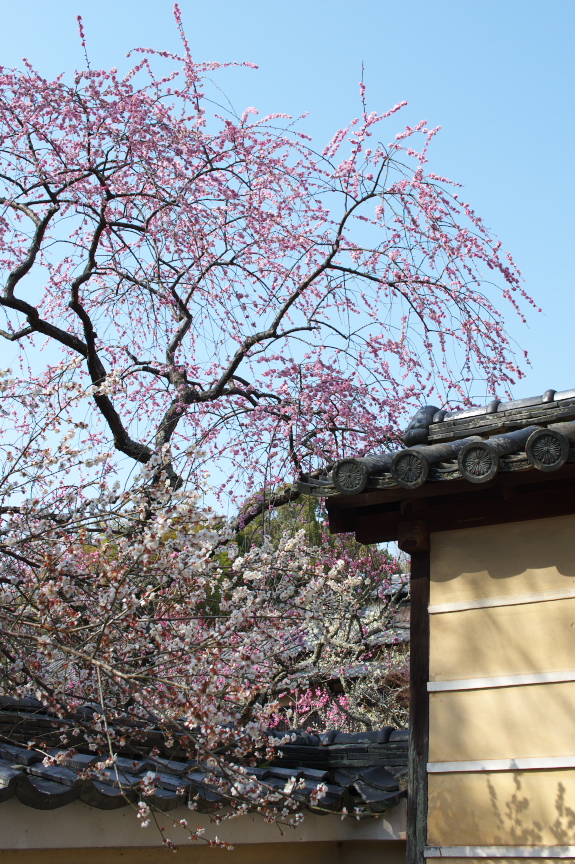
top-left (427, 756), bottom-right (575, 773)
top-left (424, 845), bottom-right (575, 858)
top-left (428, 587), bottom-right (575, 614)
top-left (427, 670), bottom-right (575, 692)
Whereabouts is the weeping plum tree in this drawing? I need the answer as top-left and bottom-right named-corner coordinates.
top-left (0, 6), bottom-right (533, 838)
top-left (0, 9), bottom-right (531, 508)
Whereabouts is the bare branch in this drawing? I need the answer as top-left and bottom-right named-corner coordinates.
top-left (3, 205), bottom-right (58, 298)
top-left (0, 325), bottom-right (34, 341)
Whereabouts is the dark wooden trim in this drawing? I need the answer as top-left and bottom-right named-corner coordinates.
top-left (327, 465), bottom-right (575, 543)
top-left (398, 520), bottom-right (430, 555)
top-left (406, 549), bottom-right (430, 864)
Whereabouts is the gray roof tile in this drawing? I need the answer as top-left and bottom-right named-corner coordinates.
top-left (0, 697), bottom-right (407, 816)
top-left (301, 390), bottom-right (575, 496)
top-left (17, 774), bottom-right (81, 809)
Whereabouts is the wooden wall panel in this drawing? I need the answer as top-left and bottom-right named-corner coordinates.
top-left (427, 769), bottom-right (575, 846)
top-left (430, 515), bottom-right (575, 607)
top-left (430, 598), bottom-right (575, 681)
top-left (429, 682), bottom-right (575, 762)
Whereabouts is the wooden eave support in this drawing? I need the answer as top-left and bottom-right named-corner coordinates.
top-left (397, 520), bottom-right (430, 556)
top-left (326, 462), bottom-right (575, 544)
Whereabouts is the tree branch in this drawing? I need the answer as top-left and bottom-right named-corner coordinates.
top-left (0, 325), bottom-right (34, 341)
top-left (3, 204), bottom-right (58, 298)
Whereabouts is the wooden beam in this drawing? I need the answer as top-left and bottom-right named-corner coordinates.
top-left (427, 755), bottom-right (575, 772)
top-left (427, 669), bottom-right (575, 692)
top-left (327, 460), bottom-right (575, 514)
top-left (425, 482), bottom-right (575, 534)
top-left (424, 845), bottom-right (575, 858)
top-left (428, 585), bottom-right (575, 614)
top-left (398, 520), bottom-right (430, 555)
top-left (331, 472), bottom-right (575, 542)
top-left (407, 549), bottom-right (430, 864)
top-left (351, 509), bottom-right (399, 544)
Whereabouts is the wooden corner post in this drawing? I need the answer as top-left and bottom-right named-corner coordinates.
top-left (400, 520), bottom-right (430, 864)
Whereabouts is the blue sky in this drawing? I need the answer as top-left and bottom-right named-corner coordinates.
top-left (1, 0), bottom-right (573, 399)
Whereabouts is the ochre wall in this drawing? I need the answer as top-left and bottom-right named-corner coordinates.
top-left (429, 681), bottom-right (575, 761)
top-left (430, 596), bottom-right (575, 681)
top-left (430, 514), bottom-right (575, 606)
top-left (0, 841), bottom-right (407, 864)
top-left (428, 769), bottom-right (575, 845)
top-left (428, 515), bottom-right (575, 853)
top-left (444, 860), bottom-right (566, 864)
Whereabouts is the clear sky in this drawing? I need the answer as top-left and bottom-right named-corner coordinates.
top-left (1, 0), bottom-right (573, 400)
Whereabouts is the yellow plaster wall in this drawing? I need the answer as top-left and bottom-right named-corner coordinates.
top-left (427, 769), bottom-right (575, 847)
top-left (428, 515), bottom-right (575, 851)
top-left (430, 597), bottom-right (575, 681)
top-left (429, 681), bottom-right (575, 762)
top-left (430, 514), bottom-right (575, 607)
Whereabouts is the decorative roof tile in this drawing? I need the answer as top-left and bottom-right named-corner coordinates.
top-left (300, 389), bottom-right (575, 497)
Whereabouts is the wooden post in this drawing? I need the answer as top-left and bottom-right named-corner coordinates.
top-left (405, 541), bottom-right (430, 864)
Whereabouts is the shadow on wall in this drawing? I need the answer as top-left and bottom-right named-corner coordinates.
top-left (487, 775), bottom-right (575, 846)
top-left (431, 516), bottom-right (575, 585)
top-left (428, 771), bottom-right (575, 846)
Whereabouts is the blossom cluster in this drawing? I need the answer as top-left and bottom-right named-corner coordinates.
top-left (0, 374), bottom-right (405, 839)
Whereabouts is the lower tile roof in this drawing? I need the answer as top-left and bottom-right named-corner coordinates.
top-left (0, 697), bottom-right (408, 815)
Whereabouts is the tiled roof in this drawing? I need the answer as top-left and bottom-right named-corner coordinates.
top-left (0, 697), bottom-right (407, 814)
top-left (299, 389), bottom-right (575, 496)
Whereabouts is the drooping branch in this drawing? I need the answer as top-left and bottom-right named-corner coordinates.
top-left (0, 42), bottom-right (529, 513)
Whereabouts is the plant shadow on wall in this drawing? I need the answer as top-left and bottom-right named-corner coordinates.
top-left (488, 775), bottom-right (575, 846)
top-left (429, 773), bottom-right (575, 846)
